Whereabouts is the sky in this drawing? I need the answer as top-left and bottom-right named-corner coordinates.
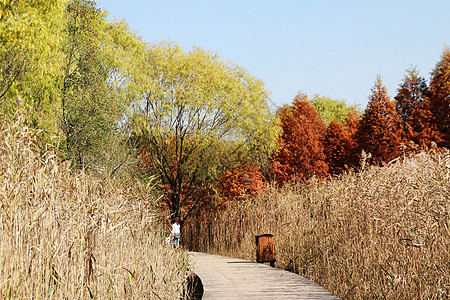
top-left (96, 0), bottom-right (450, 109)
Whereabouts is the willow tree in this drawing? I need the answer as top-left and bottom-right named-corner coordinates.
top-left (0, 0), bottom-right (66, 130)
top-left (310, 94), bottom-right (361, 127)
top-left (61, 0), bottom-right (146, 171)
top-left (132, 42), bottom-right (279, 224)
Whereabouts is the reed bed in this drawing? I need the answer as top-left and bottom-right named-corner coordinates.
top-left (184, 150), bottom-right (450, 299)
top-left (0, 118), bottom-right (189, 299)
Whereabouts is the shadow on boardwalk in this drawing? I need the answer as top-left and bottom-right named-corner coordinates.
top-left (189, 252), bottom-right (341, 300)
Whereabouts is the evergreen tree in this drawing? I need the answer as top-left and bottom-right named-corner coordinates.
top-left (356, 76), bottom-right (404, 164)
top-left (217, 164), bottom-right (267, 203)
top-left (272, 93), bottom-right (328, 186)
top-left (407, 100), bottom-right (441, 148)
top-left (394, 67), bottom-right (430, 128)
top-left (324, 111), bottom-right (360, 175)
top-left (429, 47), bottom-right (450, 148)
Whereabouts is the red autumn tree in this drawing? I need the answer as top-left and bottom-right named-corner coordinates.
top-left (429, 47), bottom-right (450, 148)
top-left (394, 67), bottom-right (433, 149)
top-left (356, 76), bottom-right (404, 164)
top-left (405, 100), bottom-right (442, 149)
top-left (324, 111), bottom-right (360, 175)
top-left (217, 164), bottom-right (267, 203)
top-left (271, 93), bottom-right (329, 186)
top-left (394, 67), bottom-right (430, 128)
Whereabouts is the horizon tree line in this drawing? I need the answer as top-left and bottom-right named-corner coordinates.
top-left (1, 0), bottom-right (448, 225)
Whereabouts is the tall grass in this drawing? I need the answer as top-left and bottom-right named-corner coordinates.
top-left (0, 117), bottom-right (189, 299)
top-left (184, 150), bottom-right (450, 299)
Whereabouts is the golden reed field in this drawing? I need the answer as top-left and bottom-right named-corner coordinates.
top-left (185, 150), bottom-right (449, 299)
top-left (0, 118), bottom-right (190, 299)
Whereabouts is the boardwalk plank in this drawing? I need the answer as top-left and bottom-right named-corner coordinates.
top-left (189, 252), bottom-right (341, 300)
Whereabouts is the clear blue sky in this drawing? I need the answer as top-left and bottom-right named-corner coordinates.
top-left (97, 0), bottom-right (449, 109)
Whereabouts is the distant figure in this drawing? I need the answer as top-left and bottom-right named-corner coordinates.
top-left (172, 218), bottom-right (181, 248)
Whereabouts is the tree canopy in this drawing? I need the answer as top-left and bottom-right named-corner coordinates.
top-left (310, 94), bottom-right (361, 127)
top-left (0, 0), bottom-right (66, 130)
top-left (271, 93), bottom-right (328, 186)
top-left (60, 0), bottom-right (146, 171)
top-left (133, 42), bottom-right (279, 223)
top-left (356, 76), bottom-right (404, 163)
top-left (1, 0), bottom-right (449, 228)
top-left (324, 112), bottom-right (359, 174)
top-left (429, 47), bottom-right (450, 148)
top-left (394, 67), bottom-right (429, 128)
top-left (1, 0), bottom-right (147, 172)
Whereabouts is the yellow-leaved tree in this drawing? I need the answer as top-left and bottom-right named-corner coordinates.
top-left (132, 42), bottom-right (279, 226)
top-left (0, 0), bottom-right (66, 130)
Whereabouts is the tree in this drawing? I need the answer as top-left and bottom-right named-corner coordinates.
top-left (310, 94), bottom-right (361, 127)
top-left (61, 0), bottom-right (118, 169)
top-left (1, 0), bottom-right (146, 174)
top-left (0, 0), bottom-right (66, 131)
top-left (356, 76), bottom-right (404, 164)
top-left (394, 67), bottom-right (433, 149)
top-left (217, 164), bottom-right (267, 203)
top-left (271, 93), bottom-right (328, 186)
top-left (394, 67), bottom-right (430, 128)
top-left (429, 47), bottom-right (450, 148)
top-left (324, 111), bottom-right (360, 175)
top-left (406, 100), bottom-right (442, 149)
top-left (132, 42), bottom-right (279, 225)
top-left (60, 0), bottom-right (146, 171)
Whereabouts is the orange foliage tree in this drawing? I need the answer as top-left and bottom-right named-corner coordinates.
top-left (429, 47), bottom-right (450, 148)
top-left (404, 100), bottom-right (442, 149)
top-left (356, 76), bottom-right (404, 164)
top-left (402, 49), bottom-right (450, 149)
top-left (394, 67), bottom-right (430, 128)
top-left (217, 164), bottom-right (267, 203)
top-left (394, 67), bottom-right (434, 149)
top-left (271, 93), bottom-right (329, 186)
top-left (395, 68), bottom-right (441, 149)
top-left (324, 111), bottom-right (360, 175)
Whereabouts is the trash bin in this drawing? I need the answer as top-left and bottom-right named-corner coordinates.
top-left (255, 234), bottom-right (275, 267)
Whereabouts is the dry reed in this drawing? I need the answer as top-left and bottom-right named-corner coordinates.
top-left (184, 150), bottom-right (450, 299)
top-left (0, 117), bottom-right (189, 299)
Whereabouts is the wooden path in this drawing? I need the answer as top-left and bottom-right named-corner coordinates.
top-left (189, 252), bottom-right (341, 299)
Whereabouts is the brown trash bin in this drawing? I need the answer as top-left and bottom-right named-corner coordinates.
top-left (255, 234), bottom-right (275, 267)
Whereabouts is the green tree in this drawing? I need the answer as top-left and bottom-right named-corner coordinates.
top-left (356, 76), bottom-right (404, 164)
top-left (1, 0), bottom-right (146, 174)
top-left (60, 0), bottom-right (146, 171)
top-left (310, 94), bottom-right (361, 127)
top-left (0, 0), bottom-right (66, 131)
top-left (133, 42), bottom-right (279, 224)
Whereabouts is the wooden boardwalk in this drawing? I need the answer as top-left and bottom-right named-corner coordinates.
top-left (189, 252), bottom-right (341, 299)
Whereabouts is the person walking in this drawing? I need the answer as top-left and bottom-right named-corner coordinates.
top-left (171, 218), bottom-right (181, 248)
